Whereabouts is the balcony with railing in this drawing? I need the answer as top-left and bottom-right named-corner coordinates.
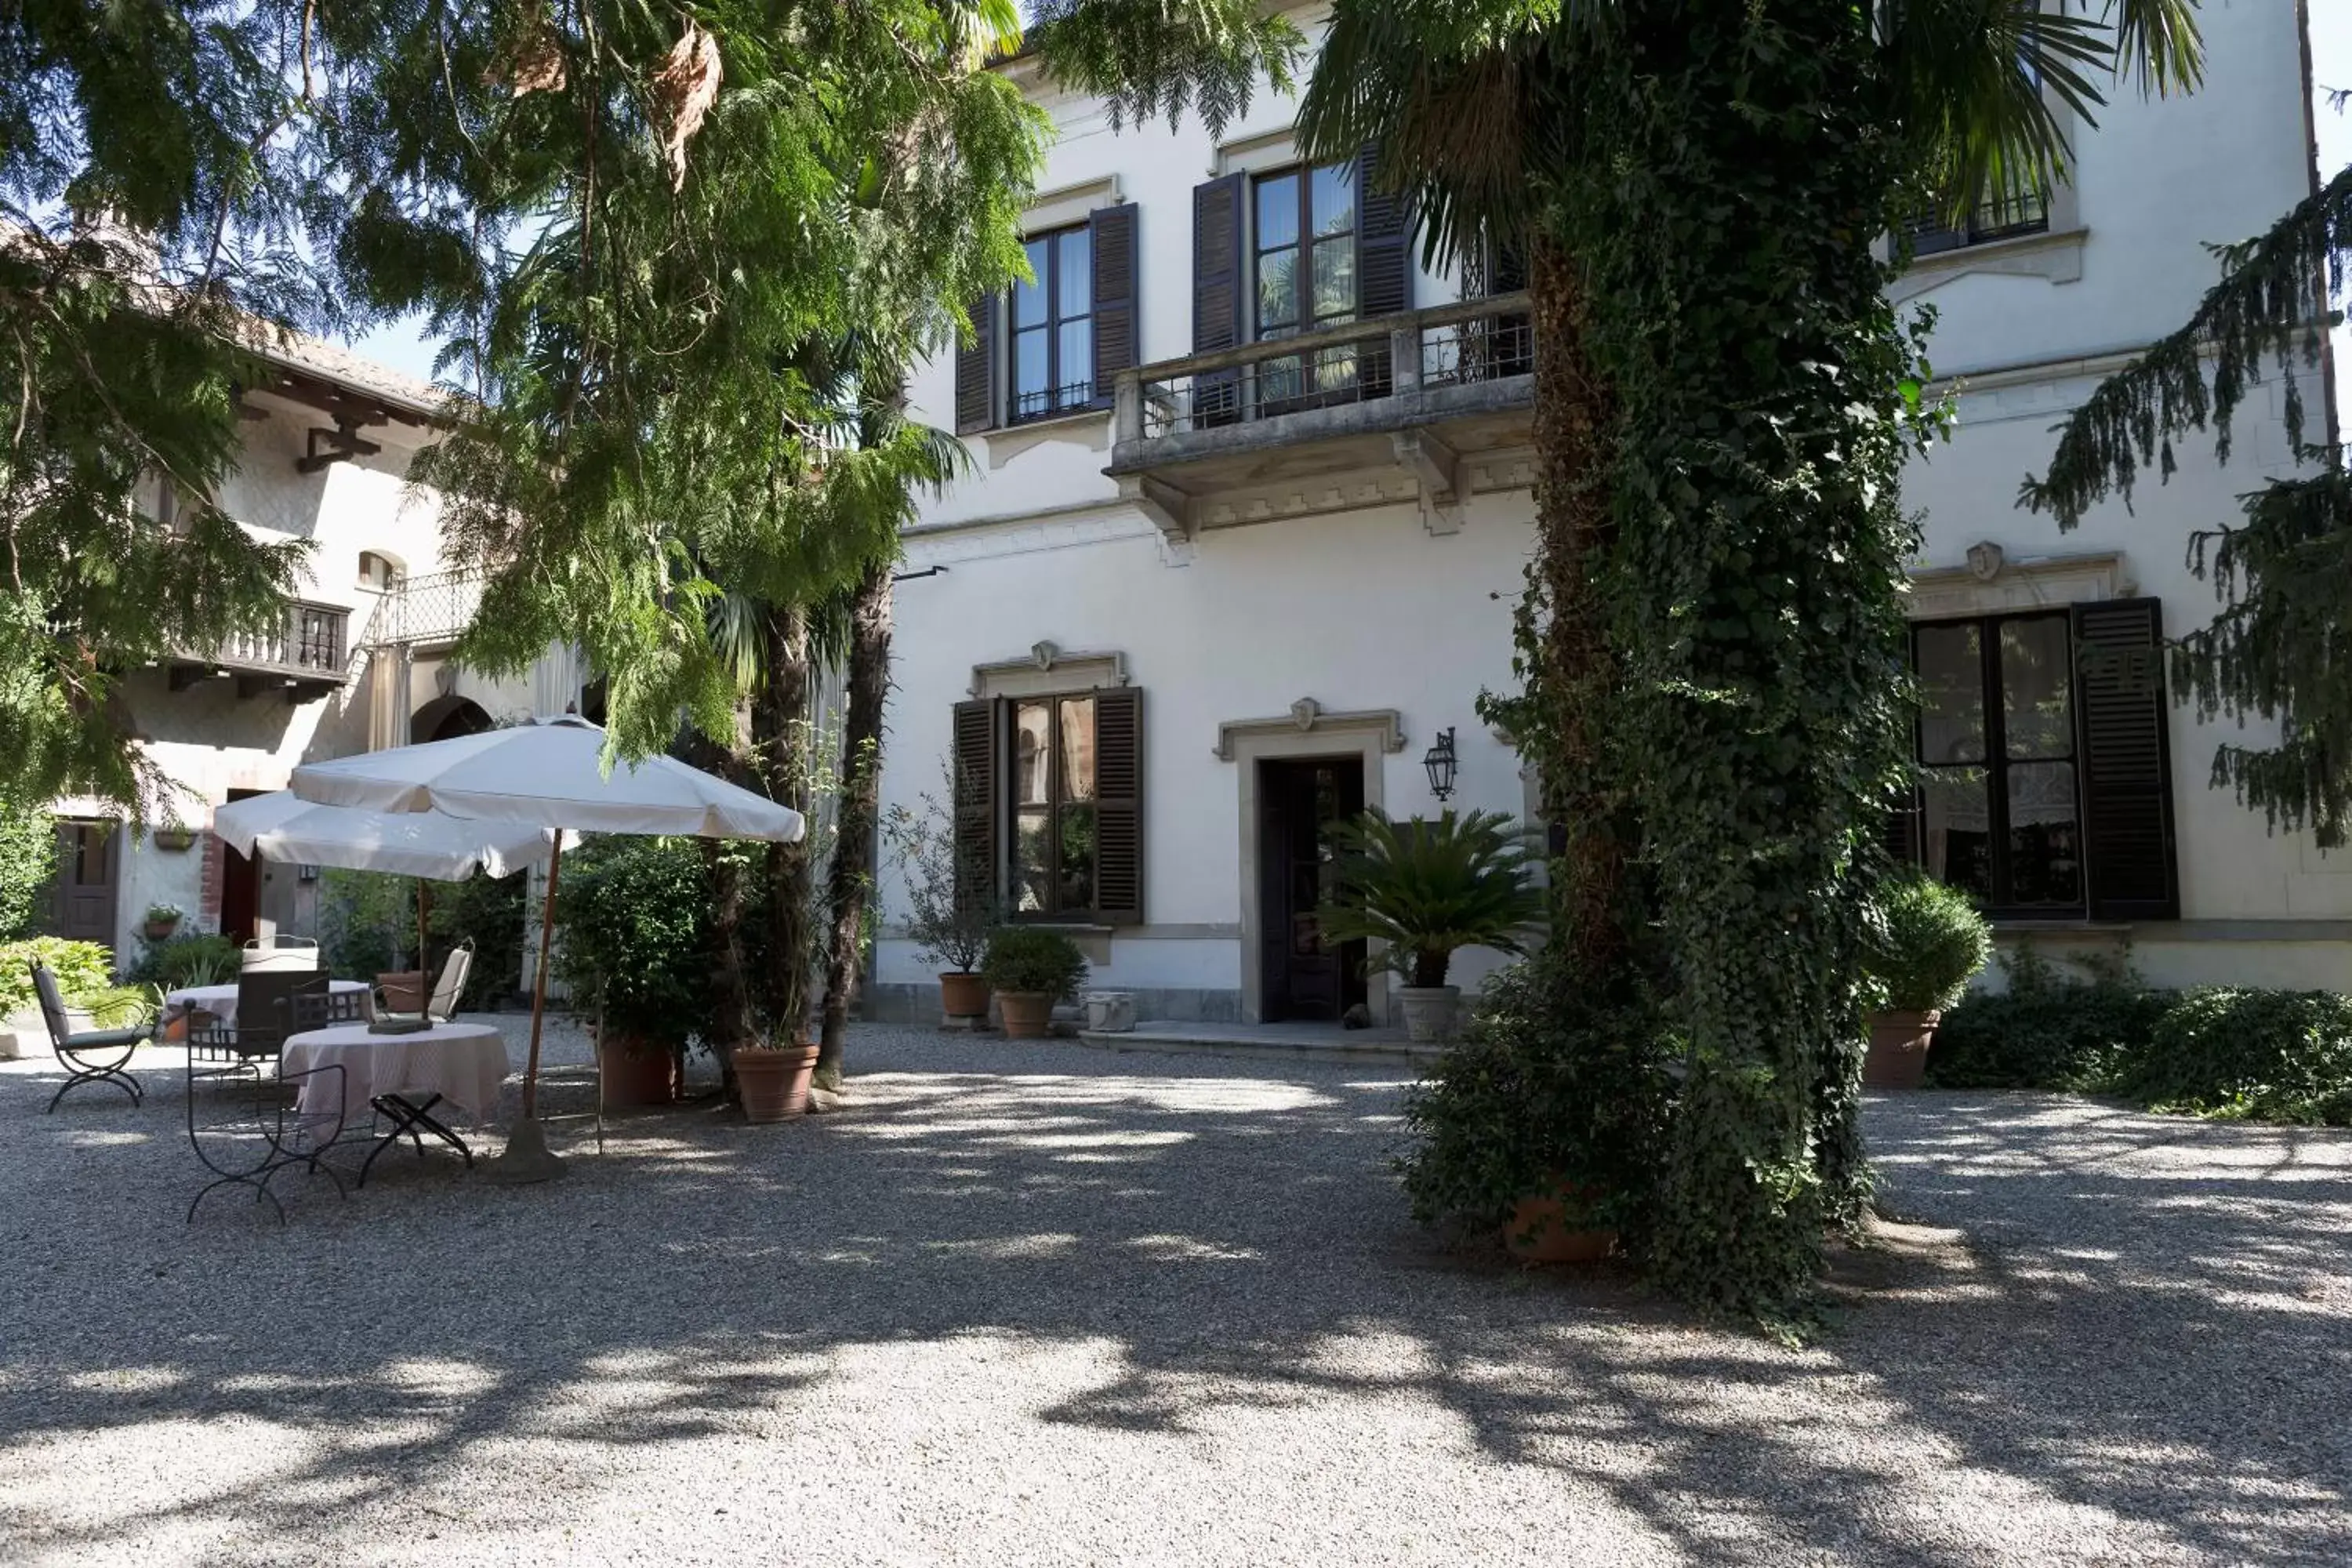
top-left (165, 598), bottom-right (351, 701)
top-left (1107, 292), bottom-right (1535, 539)
top-left (376, 568), bottom-right (485, 649)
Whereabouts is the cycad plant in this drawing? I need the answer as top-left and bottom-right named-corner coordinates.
top-left (1318, 809), bottom-right (1545, 989)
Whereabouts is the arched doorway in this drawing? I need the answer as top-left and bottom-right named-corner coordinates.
top-left (411, 694), bottom-right (494, 745)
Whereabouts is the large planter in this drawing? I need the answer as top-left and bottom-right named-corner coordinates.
top-left (735, 1042), bottom-right (818, 1123)
top-left (1505, 1192), bottom-right (1617, 1264)
top-left (938, 971), bottom-right (990, 1021)
top-left (996, 991), bottom-right (1054, 1039)
top-left (1864, 1008), bottom-right (1941, 1091)
top-left (376, 971), bottom-right (426, 1014)
top-left (599, 1033), bottom-right (679, 1107)
top-left (143, 919), bottom-right (181, 942)
top-left (1395, 985), bottom-right (1463, 1044)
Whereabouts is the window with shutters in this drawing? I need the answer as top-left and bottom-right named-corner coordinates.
top-left (953, 687), bottom-right (1144, 926)
top-left (1253, 162), bottom-right (1359, 409)
top-left (1011, 227), bottom-right (1094, 422)
top-left (1896, 601), bottom-right (2177, 922)
top-left (956, 204), bottom-right (1138, 436)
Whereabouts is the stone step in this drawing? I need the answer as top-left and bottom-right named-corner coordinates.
top-left (1073, 1021), bottom-right (1444, 1070)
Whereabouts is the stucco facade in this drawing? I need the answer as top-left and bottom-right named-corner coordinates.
top-left (869, 4), bottom-right (2346, 1023)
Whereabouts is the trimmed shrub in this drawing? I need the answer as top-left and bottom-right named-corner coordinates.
top-left (978, 927), bottom-right (1089, 1002)
top-left (1865, 874), bottom-right (1993, 1012)
top-left (123, 933), bottom-right (242, 990)
top-left (554, 837), bottom-right (716, 1052)
top-left (1926, 950), bottom-right (2168, 1091)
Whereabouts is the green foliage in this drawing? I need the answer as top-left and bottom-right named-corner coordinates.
top-left (978, 927), bottom-right (1088, 1002)
top-left (1397, 956), bottom-right (1673, 1234)
top-left (1927, 945), bottom-right (2167, 1091)
top-left (318, 869), bottom-right (413, 982)
top-left (124, 933), bottom-right (241, 990)
top-left (2026, 162), bottom-right (2352, 848)
top-left (0, 809), bottom-right (55, 940)
top-left (141, 902), bottom-right (185, 927)
top-left (430, 872), bottom-right (529, 1010)
top-left (1865, 875), bottom-right (1994, 1013)
top-left (1932, 947), bottom-right (2352, 1125)
top-left (1317, 809), bottom-right (1544, 989)
top-left (0, 937), bottom-right (114, 1018)
top-left (884, 767), bottom-right (998, 973)
top-left (554, 837), bottom-right (717, 1051)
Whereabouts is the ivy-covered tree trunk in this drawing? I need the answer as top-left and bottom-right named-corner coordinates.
top-left (816, 555), bottom-right (895, 1090)
top-left (757, 601), bottom-right (816, 1040)
top-left (1571, 0), bottom-right (1917, 1319)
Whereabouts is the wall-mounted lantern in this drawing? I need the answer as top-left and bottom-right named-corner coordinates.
top-left (1422, 726), bottom-right (1458, 802)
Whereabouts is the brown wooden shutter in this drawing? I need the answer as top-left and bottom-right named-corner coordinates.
top-left (1884, 780), bottom-right (1919, 868)
top-left (1093, 688), bottom-right (1143, 925)
top-left (1192, 174), bottom-right (1245, 427)
top-left (952, 697), bottom-right (1000, 913)
top-left (955, 297), bottom-right (996, 435)
top-left (1356, 141), bottom-right (1410, 398)
top-left (2073, 598), bottom-right (2179, 920)
top-left (1090, 202), bottom-right (1139, 408)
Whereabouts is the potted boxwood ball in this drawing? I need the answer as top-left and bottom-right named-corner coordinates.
top-left (1317, 809), bottom-right (1545, 1044)
top-left (980, 927), bottom-right (1088, 1039)
top-left (554, 837), bottom-right (717, 1108)
top-left (1861, 873), bottom-right (1994, 1089)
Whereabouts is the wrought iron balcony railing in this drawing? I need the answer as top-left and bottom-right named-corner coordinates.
top-left (379, 568), bottom-right (485, 648)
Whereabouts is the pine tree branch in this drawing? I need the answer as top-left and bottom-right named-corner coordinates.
top-left (2020, 159), bottom-right (2351, 529)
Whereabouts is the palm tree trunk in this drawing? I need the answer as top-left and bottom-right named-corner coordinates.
top-left (1526, 234), bottom-right (1629, 968)
top-left (815, 555), bottom-right (895, 1090)
top-left (756, 601), bottom-right (815, 1040)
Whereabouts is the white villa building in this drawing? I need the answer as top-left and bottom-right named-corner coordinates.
top-left (38, 334), bottom-right (583, 964)
top-left (868, 4), bottom-right (2346, 1025)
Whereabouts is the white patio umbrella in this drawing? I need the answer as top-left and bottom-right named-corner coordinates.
top-left (288, 714), bottom-right (804, 1181)
top-left (212, 792), bottom-right (569, 982)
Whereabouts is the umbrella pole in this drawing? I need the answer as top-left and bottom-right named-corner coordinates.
top-left (486, 834), bottom-right (568, 1184)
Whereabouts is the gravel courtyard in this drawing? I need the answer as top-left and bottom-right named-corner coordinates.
top-left (2, 1022), bottom-right (2346, 1566)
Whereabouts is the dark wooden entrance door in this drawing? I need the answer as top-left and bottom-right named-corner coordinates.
top-left (1258, 757), bottom-right (1367, 1022)
top-left (46, 820), bottom-right (120, 946)
top-left (218, 789), bottom-right (266, 944)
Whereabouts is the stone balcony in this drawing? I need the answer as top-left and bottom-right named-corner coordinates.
top-left (1106, 292), bottom-right (1535, 541)
top-left (165, 597), bottom-right (351, 702)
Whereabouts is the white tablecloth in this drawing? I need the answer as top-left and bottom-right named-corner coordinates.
top-left (165, 979), bottom-right (373, 1029)
top-left (279, 1020), bottom-right (510, 1129)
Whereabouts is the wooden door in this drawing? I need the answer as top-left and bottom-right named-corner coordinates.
top-left (218, 789), bottom-right (266, 944)
top-left (1258, 758), bottom-right (1366, 1022)
top-left (47, 820), bottom-right (119, 946)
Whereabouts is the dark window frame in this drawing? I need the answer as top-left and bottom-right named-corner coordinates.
top-left (1005, 691), bottom-right (1101, 924)
top-left (1250, 160), bottom-right (1363, 415)
top-left (1907, 190), bottom-right (2052, 257)
top-left (1906, 609), bottom-right (2089, 921)
top-left (1008, 224), bottom-right (1094, 424)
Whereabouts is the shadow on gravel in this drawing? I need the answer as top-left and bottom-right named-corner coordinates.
top-left (0, 1050), bottom-right (2346, 1565)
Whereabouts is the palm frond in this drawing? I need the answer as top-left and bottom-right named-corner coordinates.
top-left (1318, 808), bottom-right (1546, 986)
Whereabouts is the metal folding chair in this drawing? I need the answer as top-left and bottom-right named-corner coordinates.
top-left (184, 1017), bottom-right (347, 1224)
top-left (30, 960), bottom-right (150, 1113)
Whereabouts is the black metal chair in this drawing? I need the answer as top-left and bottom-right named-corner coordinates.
top-left (184, 1018), bottom-right (348, 1224)
top-left (288, 987), bottom-right (368, 1031)
top-left (30, 960), bottom-right (150, 1113)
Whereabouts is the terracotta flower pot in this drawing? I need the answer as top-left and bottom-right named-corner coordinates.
top-left (598, 1033), bottom-right (679, 1107)
top-left (143, 920), bottom-right (180, 942)
top-left (736, 1041), bottom-right (818, 1123)
top-left (376, 970), bottom-right (426, 1013)
top-left (996, 991), bottom-right (1054, 1038)
top-left (1505, 1182), bottom-right (1617, 1265)
top-left (938, 971), bottom-right (990, 1020)
top-left (1864, 1008), bottom-right (1941, 1091)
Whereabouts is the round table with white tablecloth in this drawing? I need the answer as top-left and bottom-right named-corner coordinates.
top-left (164, 978), bottom-right (373, 1031)
top-left (279, 1018), bottom-right (509, 1133)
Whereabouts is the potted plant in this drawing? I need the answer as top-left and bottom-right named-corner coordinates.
top-left (1319, 809), bottom-right (1545, 1044)
top-left (733, 1021), bottom-right (821, 1123)
top-left (554, 838), bottom-right (717, 1108)
top-left (1861, 873), bottom-right (1994, 1089)
top-left (883, 775), bottom-right (999, 1022)
top-left (979, 927), bottom-right (1088, 1038)
top-left (142, 902), bottom-right (184, 942)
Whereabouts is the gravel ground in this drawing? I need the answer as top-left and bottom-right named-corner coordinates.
top-left (1, 1025), bottom-right (2346, 1566)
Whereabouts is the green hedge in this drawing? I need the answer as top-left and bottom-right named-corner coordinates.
top-left (1928, 949), bottom-right (2352, 1125)
top-left (0, 937), bottom-right (115, 1018)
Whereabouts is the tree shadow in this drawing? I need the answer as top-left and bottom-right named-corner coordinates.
top-left (0, 1048), bottom-right (2345, 1564)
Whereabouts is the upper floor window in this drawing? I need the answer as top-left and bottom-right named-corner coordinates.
top-left (1012, 227), bottom-right (1095, 423)
top-left (1254, 162), bottom-right (1357, 342)
top-left (1907, 190), bottom-right (2050, 257)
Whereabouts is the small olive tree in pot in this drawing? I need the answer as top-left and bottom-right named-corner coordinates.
top-left (980, 927), bottom-right (1089, 1039)
top-left (1861, 874), bottom-right (1994, 1089)
top-left (1319, 809), bottom-right (1545, 1043)
top-left (883, 773), bottom-right (1000, 1022)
